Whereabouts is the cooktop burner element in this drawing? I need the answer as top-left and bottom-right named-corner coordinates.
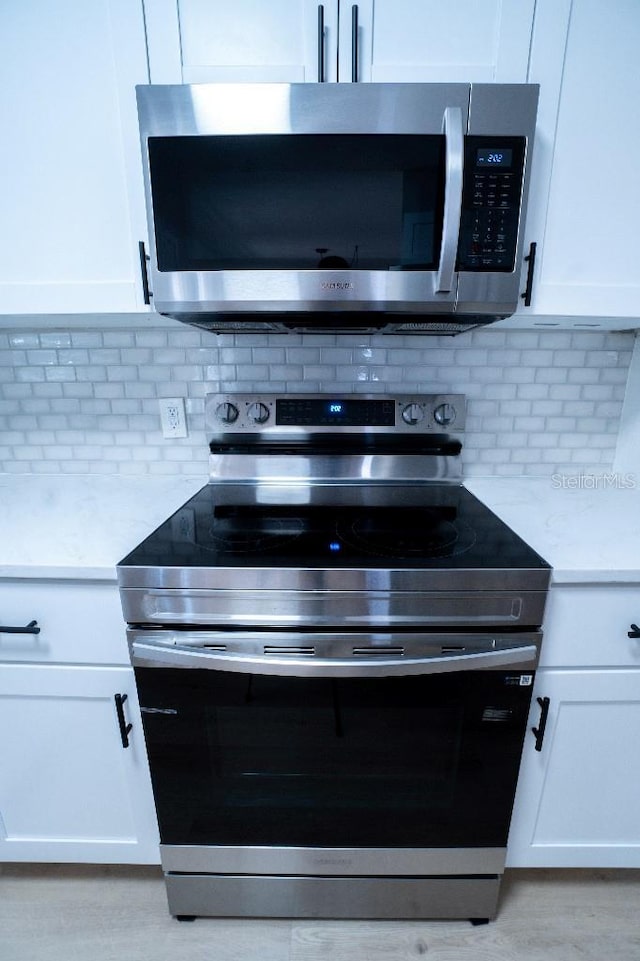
top-left (207, 511), bottom-right (305, 553)
top-left (338, 508), bottom-right (475, 558)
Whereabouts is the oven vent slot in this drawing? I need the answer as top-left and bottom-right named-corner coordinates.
top-left (352, 646), bottom-right (405, 657)
top-left (263, 646), bottom-right (315, 656)
top-left (203, 644), bottom-right (227, 652)
top-left (441, 646), bottom-right (466, 654)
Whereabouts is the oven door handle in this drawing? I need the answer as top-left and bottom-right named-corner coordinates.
top-left (130, 640), bottom-right (537, 677)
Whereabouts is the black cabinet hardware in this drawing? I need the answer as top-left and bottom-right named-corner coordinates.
top-left (351, 5), bottom-right (359, 82)
top-left (114, 693), bottom-right (133, 749)
top-left (628, 624), bottom-right (640, 638)
top-left (0, 619), bottom-right (40, 635)
top-left (520, 241), bottom-right (537, 307)
top-left (531, 695), bottom-right (550, 752)
top-left (317, 5), bottom-right (325, 82)
top-left (138, 241), bottom-right (152, 305)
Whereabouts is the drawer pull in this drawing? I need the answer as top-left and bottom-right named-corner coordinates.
top-left (114, 693), bottom-right (133, 749)
top-left (628, 624), bottom-right (640, 639)
top-left (0, 619), bottom-right (40, 635)
top-left (531, 695), bottom-right (550, 752)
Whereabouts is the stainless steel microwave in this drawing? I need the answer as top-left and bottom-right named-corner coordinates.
top-left (136, 82), bottom-right (538, 335)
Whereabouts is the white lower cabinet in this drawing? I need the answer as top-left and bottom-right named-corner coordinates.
top-left (0, 663), bottom-right (159, 864)
top-left (507, 585), bottom-right (640, 867)
top-left (0, 579), bottom-right (159, 864)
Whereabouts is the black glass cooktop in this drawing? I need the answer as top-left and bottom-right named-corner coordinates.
top-left (119, 484), bottom-right (550, 572)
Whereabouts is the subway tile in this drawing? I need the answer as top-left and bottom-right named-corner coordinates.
top-left (135, 331), bottom-right (168, 348)
top-left (167, 329), bottom-right (203, 347)
top-left (516, 384), bottom-right (550, 400)
top-left (62, 383), bottom-right (94, 398)
top-left (538, 332), bottom-right (573, 349)
top-left (102, 331), bottom-right (135, 348)
top-left (16, 366), bottom-right (45, 382)
top-left (94, 385), bottom-right (125, 400)
top-left (548, 384), bottom-right (581, 400)
top-left (9, 333), bottom-right (40, 348)
top-left (531, 400), bottom-right (563, 417)
top-left (57, 349), bottom-right (90, 366)
top-left (32, 383), bottom-right (63, 398)
top-left (76, 365), bottom-right (107, 382)
top-left (567, 368), bottom-right (599, 384)
top-left (119, 348), bottom-right (153, 365)
top-left (70, 332), bottom-right (103, 348)
top-left (487, 349), bottom-right (521, 366)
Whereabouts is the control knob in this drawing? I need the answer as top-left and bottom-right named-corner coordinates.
top-left (247, 401), bottom-right (270, 425)
top-left (434, 402), bottom-right (457, 427)
top-left (401, 403), bottom-right (424, 426)
top-left (215, 401), bottom-right (239, 424)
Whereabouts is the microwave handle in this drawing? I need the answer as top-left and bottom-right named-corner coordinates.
top-left (436, 106), bottom-right (464, 293)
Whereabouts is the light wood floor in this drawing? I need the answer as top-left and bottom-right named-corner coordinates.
top-left (1, 865), bottom-right (639, 961)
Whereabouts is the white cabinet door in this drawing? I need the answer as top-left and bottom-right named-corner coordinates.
top-left (341, 0), bottom-right (535, 84)
top-left (0, 664), bottom-right (159, 863)
top-left (519, 0), bottom-right (640, 320)
top-left (0, 0), bottom-right (150, 316)
top-left (144, 0), bottom-right (534, 85)
top-left (507, 669), bottom-right (640, 867)
top-left (144, 0), bottom-right (338, 84)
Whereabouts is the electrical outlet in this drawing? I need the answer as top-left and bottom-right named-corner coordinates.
top-left (159, 397), bottom-right (188, 439)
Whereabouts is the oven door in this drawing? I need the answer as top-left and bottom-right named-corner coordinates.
top-left (130, 629), bottom-right (537, 877)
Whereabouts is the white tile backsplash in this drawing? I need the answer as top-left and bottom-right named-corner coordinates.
top-left (0, 325), bottom-right (635, 477)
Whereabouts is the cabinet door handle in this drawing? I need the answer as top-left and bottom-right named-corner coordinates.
top-left (114, 693), bottom-right (133, 749)
top-left (520, 241), bottom-right (537, 306)
top-left (317, 5), bottom-right (325, 82)
top-left (138, 241), bottom-right (152, 305)
top-left (0, 619), bottom-right (40, 635)
top-left (628, 624), bottom-right (640, 638)
top-left (351, 4), bottom-right (359, 82)
top-left (531, 695), bottom-right (550, 752)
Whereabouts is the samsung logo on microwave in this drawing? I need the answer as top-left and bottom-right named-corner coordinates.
top-left (321, 281), bottom-right (354, 291)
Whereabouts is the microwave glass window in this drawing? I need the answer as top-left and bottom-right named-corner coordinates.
top-left (148, 135), bottom-right (445, 271)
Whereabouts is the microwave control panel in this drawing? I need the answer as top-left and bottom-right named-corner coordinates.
top-left (456, 136), bottom-right (526, 272)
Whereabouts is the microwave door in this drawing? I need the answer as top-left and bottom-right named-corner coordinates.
top-left (138, 83), bottom-right (474, 320)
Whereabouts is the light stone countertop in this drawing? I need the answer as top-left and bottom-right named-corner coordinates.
top-left (465, 476), bottom-right (640, 584)
top-left (1, 473), bottom-right (639, 585)
top-left (0, 474), bottom-right (203, 580)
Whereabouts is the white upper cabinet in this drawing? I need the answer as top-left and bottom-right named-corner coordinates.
top-left (145, 0), bottom-right (339, 83)
top-left (0, 0), bottom-right (150, 316)
top-left (143, 0), bottom-right (535, 85)
top-left (517, 0), bottom-right (640, 322)
top-left (342, 0), bottom-right (535, 84)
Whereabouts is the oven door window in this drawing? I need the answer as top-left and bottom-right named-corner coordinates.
top-left (137, 668), bottom-right (532, 849)
top-left (148, 134), bottom-right (445, 271)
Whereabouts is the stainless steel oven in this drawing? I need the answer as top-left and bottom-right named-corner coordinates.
top-left (117, 393), bottom-right (550, 921)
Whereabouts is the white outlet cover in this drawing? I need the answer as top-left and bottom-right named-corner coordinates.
top-left (159, 397), bottom-right (188, 438)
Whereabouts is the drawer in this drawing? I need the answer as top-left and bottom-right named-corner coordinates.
top-left (0, 580), bottom-right (129, 665)
top-left (540, 585), bottom-right (640, 668)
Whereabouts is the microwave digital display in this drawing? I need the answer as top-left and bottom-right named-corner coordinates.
top-left (476, 148), bottom-right (513, 168)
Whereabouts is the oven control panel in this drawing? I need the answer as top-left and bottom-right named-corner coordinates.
top-left (206, 393), bottom-right (466, 434)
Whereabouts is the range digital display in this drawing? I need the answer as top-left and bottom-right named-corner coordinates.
top-left (476, 147), bottom-right (513, 168)
top-left (276, 398), bottom-right (395, 427)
